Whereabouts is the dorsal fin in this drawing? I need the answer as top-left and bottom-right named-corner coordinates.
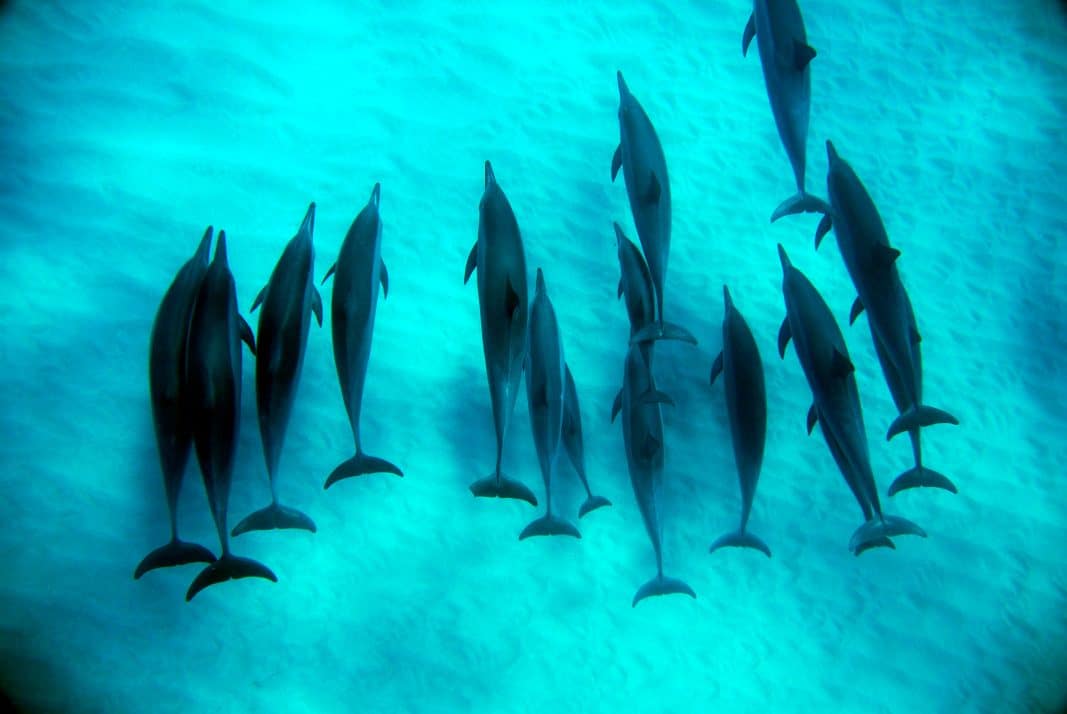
top-left (645, 171), bottom-right (661, 204)
top-left (830, 347), bottom-right (855, 378)
top-left (794, 41), bottom-right (816, 70)
top-left (872, 243), bottom-right (901, 269)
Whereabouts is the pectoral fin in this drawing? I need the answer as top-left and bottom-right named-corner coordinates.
top-left (463, 242), bottom-right (478, 284)
top-left (849, 297), bottom-right (864, 325)
top-left (742, 14), bottom-right (756, 56)
top-left (250, 285), bottom-right (268, 313)
top-left (710, 352), bottom-right (723, 386)
top-left (240, 317), bottom-right (256, 356)
top-left (321, 263), bottom-right (336, 285)
top-left (645, 171), bottom-right (661, 204)
top-left (778, 318), bottom-right (792, 358)
top-left (806, 404), bottom-right (818, 434)
top-left (312, 289), bottom-right (323, 326)
top-left (611, 144), bottom-right (623, 182)
top-left (380, 260), bottom-right (390, 298)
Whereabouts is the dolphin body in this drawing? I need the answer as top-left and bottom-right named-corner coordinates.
top-left (611, 71), bottom-right (696, 346)
top-left (620, 344), bottom-right (695, 606)
top-left (135, 226), bottom-right (218, 579)
top-left (519, 269), bottom-right (582, 540)
top-left (815, 141), bottom-right (959, 495)
top-left (708, 286), bottom-right (772, 558)
top-left (321, 184), bottom-right (403, 488)
top-left (561, 365), bottom-right (612, 519)
top-left (464, 162), bottom-right (537, 506)
top-left (232, 203), bottom-right (322, 536)
top-left (184, 232), bottom-right (277, 601)
top-left (776, 244), bottom-right (926, 554)
top-left (743, 0), bottom-right (825, 222)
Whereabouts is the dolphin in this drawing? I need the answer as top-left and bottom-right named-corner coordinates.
top-left (817, 141), bottom-right (958, 494)
top-left (611, 71), bottom-right (697, 346)
top-left (135, 226), bottom-right (218, 579)
top-left (232, 203), bottom-right (322, 536)
top-left (610, 222), bottom-right (663, 422)
top-left (561, 364), bottom-right (612, 518)
top-left (776, 244), bottom-right (926, 554)
top-left (184, 231), bottom-right (277, 601)
top-left (519, 269), bottom-right (581, 539)
top-left (620, 344), bottom-right (696, 606)
top-left (463, 161), bottom-right (537, 505)
top-left (321, 183), bottom-right (403, 488)
top-left (708, 286), bottom-right (772, 557)
top-left (743, 0), bottom-right (826, 222)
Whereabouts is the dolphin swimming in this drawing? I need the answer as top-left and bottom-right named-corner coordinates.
top-left (520, 269), bottom-right (581, 540)
top-left (610, 222), bottom-right (662, 422)
top-left (184, 231), bottom-right (277, 600)
top-left (232, 203), bottom-right (322, 536)
top-left (135, 226), bottom-right (218, 579)
top-left (708, 286), bottom-right (772, 558)
top-left (777, 244), bottom-right (926, 554)
top-left (743, 0), bottom-right (825, 222)
top-left (816, 141), bottom-right (959, 495)
top-left (620, 344), bottom-right (695, 606)
top-left (611, 71), bottom-right (697, 346)
top-left (321, 183), bottom-right (403, 488)
top-left (464, 161), bottom-right (537, 505)
top-left (561, 364), bottom-right (612, 518)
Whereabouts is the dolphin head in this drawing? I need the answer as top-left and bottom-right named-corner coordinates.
top-left (299, 202), bottom-right (316, 241)
top-left (535, 267), bottom-right (546, 295)
top-left (484, 160), bottom-right (496, 189)
top-left (194, 225), bottom-right (214, 265)
top-left (826, 140), bottom-right (840, 165)
top-left (777, 243), bottom-right (792, 274)
top-left (213, 230), bottom-right (229, 267)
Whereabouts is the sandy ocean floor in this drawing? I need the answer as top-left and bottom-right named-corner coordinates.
top-left (1, 1), bottom-right (1065, 712)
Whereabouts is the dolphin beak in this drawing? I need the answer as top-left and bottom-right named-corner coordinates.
top-left (826, 140), bottom-right (839, 163)
top-left (616, 70), bottom-right (628, 98)
top-left (214, 230), bottom-right (228, 265)
top-left (777, 243), bottom-right (791, 272)
top-left (535, 267), bottom-right (546, 294)
top-left (370, 182), bottom-right (381, 208)
top-left (195, 225), bottom-right (214, 265)
top-left (484, 160), bottom-right (495, 188)
top-left (300, 202), bottom-right (316, 239)
top-left (723, 284), bottom-right (732, 307)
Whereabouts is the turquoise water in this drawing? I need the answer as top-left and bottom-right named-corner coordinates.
top-left (1, 1), bottom-right (1065, 712)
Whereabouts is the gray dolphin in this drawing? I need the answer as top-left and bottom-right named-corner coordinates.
top-left (708, 286), bottom-right (772, 557)
top-left (464, 161), bottom-right (537, 505)
top-left (815, 141), bottom-right (958, 495)
top-left (321, 183), bottom-right (403, 488)
top-left (620, 344), bottom-right (695, 606)
top-left (743, 0), bottom-right (826, 222)
top-left (610, 222), bottom-right (665, 422)
top-left (776, 244), bottom-right (926, 554)
top-left (519, 269), bottom-right (581, 539)
top-left (135, 226), bottom-right (218, 579)
top-left (561, 364), bottom-right (612, 518)
top-left (232, 203), bottom-right (322, 535)
top-left (611, 71), bottom-right (697, 346)
top-left (184, 231), bottom-right (277, 601)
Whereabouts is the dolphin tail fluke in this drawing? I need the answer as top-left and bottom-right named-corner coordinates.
top-left (231, 502), bottom-right (317, 536)
top-left (770, 192), bottom-right (831, 223)
top-left (629, 321), bottom-right (698, 346)
top-left (887, 405), bottom-right (959, 440)
top-left (324, 452), bottom-right (404, 489)
top-left (849, 515), bottom-right (927, 554)
top-left (632, 574), bottom-right (696, 607)
top-left (133, 539), bottom-right (217, 579)
top-left (709, 530), bottom-right (772, 558)
top-left (518, 513), bottom-right (582, 540)
top-left (578, 495), bottom-right (612, 518)
top-left (887, 466), bottom-right (958, 497)
top-left (469, 474), bottom-right (538, 506)
top-left (185, 554), bottom-right (277, 601)
top-left (854, 536), bottom-right (896, 556)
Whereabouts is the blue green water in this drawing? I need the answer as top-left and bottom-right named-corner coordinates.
top-left (1, 2), bottom-right (1065, 712)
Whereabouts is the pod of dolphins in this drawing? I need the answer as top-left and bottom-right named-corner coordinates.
top-left (135, 1), bottom-right (959, 606)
